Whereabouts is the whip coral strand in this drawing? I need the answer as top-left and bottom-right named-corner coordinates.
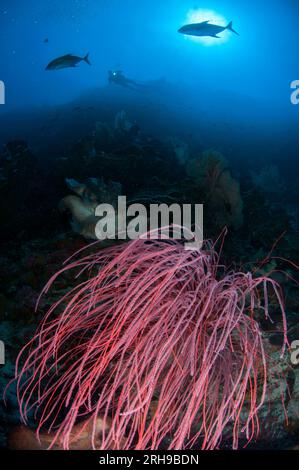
top-left (14, 233), bottom-right (288, 450)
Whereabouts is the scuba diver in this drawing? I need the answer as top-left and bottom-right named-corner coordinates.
top-left (108, 70), bottom-right (143, 91)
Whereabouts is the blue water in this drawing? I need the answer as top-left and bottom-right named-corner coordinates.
top-left (0, 0), bottom-right (298, 168)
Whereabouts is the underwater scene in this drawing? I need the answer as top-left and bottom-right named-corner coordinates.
top-left (0, 0), bottom-right (299, 456)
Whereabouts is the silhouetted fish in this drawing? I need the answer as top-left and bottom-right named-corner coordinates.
top-left (178, 20), bottom-right (239, 38)
top-left (45, 53), bottom-right (91, 70)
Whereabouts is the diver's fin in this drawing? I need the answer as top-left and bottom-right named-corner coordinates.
top-left (84, 53), bottom-right (91, 65)
top-left (226, 21), bottom-right (239, 35)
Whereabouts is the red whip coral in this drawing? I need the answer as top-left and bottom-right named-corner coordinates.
top-left (14, 233), bottom-right (288, 450)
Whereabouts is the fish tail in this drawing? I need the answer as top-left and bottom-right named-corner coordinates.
top-left (84, 53), bottom-right (91, 65)
top-left (226, 21), bottom-right (239, 36)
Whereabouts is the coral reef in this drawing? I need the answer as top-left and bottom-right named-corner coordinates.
top-left (0, 115), bottom-right (298, 451)
top-left (8, 417), bottom-right (112, 450)
top-left (114, 110), bottom-right (140, 137)
top-left (13, 233), bottom-right (288, 450)
top-left (73, 115), bottom-right (183, 192)
top-left (167, 137), bottom-right (189, 166)
top-left (59, 177), bottom-right (122, 239)
top-left (0, 117), bottom-right (186, 244)
top-left (186, 149), bottom-right (244, 231)
top-left (0, 140), bottom-right (37, 182)
top-left (250, 165), bottom-right (286, 196)
top-left (0, 140), bottom-right (56, 242)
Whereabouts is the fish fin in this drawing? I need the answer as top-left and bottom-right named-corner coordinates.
top-left (84, 53), bottom-right (91, 66)
top-left (226, 21), bottom-right (239, 35)
top-left (212, 34), bottom-right (221, 38)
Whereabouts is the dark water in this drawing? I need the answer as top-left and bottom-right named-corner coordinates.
top-left (0, 0), bottom-right (298, 453)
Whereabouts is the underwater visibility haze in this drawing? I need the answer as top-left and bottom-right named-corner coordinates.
top-left (0, 0), bottom-right (299, 455)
